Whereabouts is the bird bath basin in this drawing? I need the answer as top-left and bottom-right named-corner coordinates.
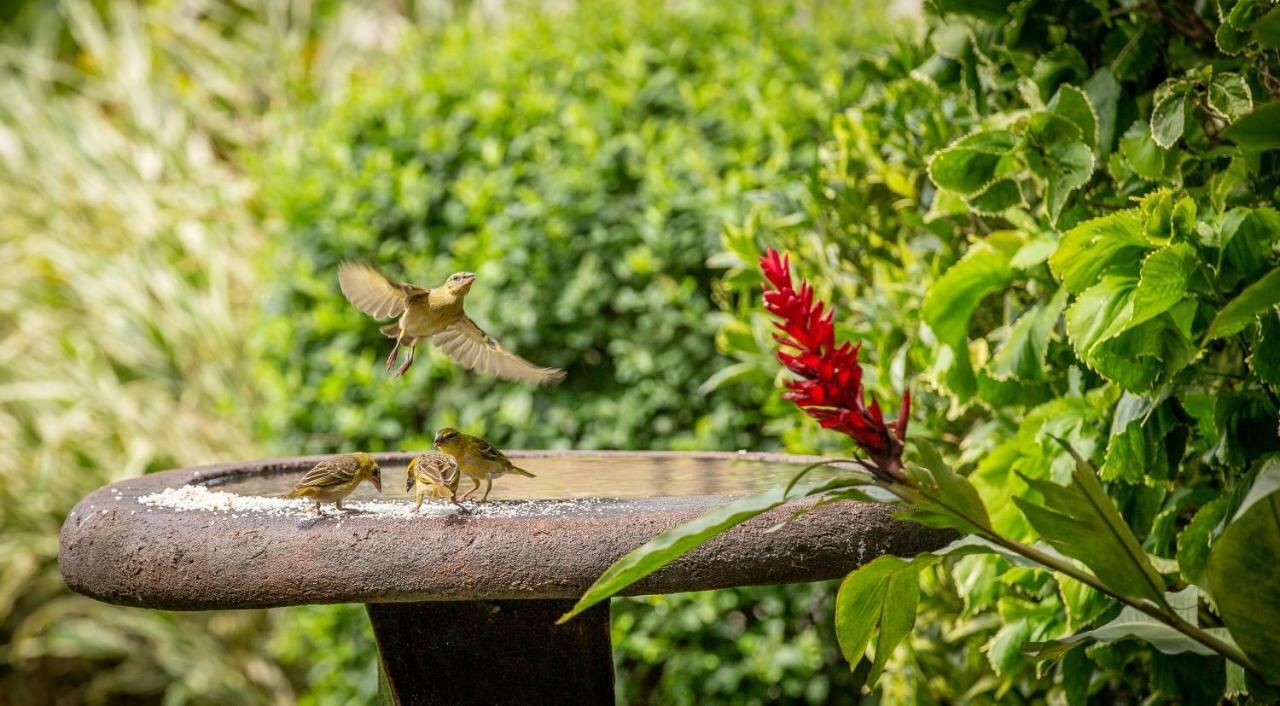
top-left (59, 451), bottom-right (951, 704)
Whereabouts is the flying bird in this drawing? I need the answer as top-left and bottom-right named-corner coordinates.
top-left (338, 262), bottom-right (565, 384)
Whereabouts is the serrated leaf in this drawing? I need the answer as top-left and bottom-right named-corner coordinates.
top-left (989, 288), bottom-right (1068, 381)
top-left (1176, 496), bottom-right (1232, 587)
top-left (1151, 92), bottom-right (1188, 148)
top-left (1046, 141), bottom-right (1095, 224)
top-left (967, 178), bottom-right (1025, 213)
top-left (1217, 19), bottom-right (1251, 54)
top-left (1208, 73), bottom-right (1253, 122)
top-left (1224, 101), bottom-right (1280, 150)
top-left (1102, 393), bottom-right (1182, 483)
top-left (1206, 266), bottom-right (1280, 340)
top-left (929, 130), bottom-right (1020, 195)
top-left (1014, 440), bottom-right (1168, 605)
top-left (1050, 85), bottom-right (1100, 149)
top-left (1206, 462), bottom-right (1280, 680)
top-left (1050, 208), bottom-right (1151, 293)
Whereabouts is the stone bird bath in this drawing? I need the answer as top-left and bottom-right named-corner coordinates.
top-left (59, 451), bottom-right (950, 704)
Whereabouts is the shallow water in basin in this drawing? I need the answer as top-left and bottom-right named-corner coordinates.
top-left (207, 454), bottom-right (839, 502)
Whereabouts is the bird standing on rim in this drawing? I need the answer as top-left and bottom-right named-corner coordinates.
top-left (337, 262), bottom-right (566, 383)
top-left (405, 452), bottom-right (466, 512)
top-left (282, 452), bottom-right (383, 514)
top-left (432, 427), bottom-right (535, 503)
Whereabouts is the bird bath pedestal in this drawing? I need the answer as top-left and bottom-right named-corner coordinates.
top-left (59, 451), bottom-right (951, 705)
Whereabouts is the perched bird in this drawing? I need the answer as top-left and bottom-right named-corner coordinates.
top-left (433, 427), bottom-right (535, 503)
top-left (405, 452), bottom-right (465, 512)
top-left (282, 452), bottom-right (383, 514)
top-left (337, 262), bottom-right (566, 383)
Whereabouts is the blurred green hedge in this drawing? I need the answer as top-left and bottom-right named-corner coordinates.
top-left (254, 2), bottom-right (890, 704)
top-left (253, 0), bottom-right (878, 454)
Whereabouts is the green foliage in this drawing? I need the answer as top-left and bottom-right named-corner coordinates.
top-left (254, 0), bottom-right (876, 455)
top-left (705, 0), bottom-right (1280, 700)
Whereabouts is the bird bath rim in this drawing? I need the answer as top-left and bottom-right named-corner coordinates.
top-left (58, 450), bottom-right (952, 610)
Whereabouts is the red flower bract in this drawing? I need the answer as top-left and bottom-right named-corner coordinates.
top-left (760, 248), bottom-right (909, 481)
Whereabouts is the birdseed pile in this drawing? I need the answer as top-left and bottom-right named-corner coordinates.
top-left (138, 484), bottom-right (615, 518)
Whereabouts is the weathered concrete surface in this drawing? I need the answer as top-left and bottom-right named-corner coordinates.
top-left (59, 451), bottom-right (954, 610)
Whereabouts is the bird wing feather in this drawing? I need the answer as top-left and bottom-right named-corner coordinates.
top-left (433, 316), bottom-right (566, 385)
top-left (338, 262), bottom-right (411, 320)
top-left (297, 455), bottom-right (358, 489)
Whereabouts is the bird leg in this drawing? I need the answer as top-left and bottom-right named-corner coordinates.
top-left (393, 342), bottom-right (416, 378)
top-left (460, 477), bottom-right (480, 501)
top-left (385, 340), bottom-right (402, 373)
top-left (413, 490), bottom-right (424, 513)
top-left (335, 499), bottom-right (344, 511)
top-left (480, 478), bottom-right (493, 503)
top-left (311, 501), bottom-right (321, 515)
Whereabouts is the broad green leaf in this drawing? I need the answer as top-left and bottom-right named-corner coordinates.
top-left (1102, 393), bottom-right (1183, 483)
top-left (1252, 311), bottom-right (1280, 385)
top-left (1224, 101), bottom-right (1280, 150)
top-left (1176, 496), bottom-right (1232, 587)
top-left (1050, 209), bottom-right (1151, 293)
top-left (867, 567), bottom-right (920, 684)
top-left (1256, 5), bottom-right (1280, 48)
top-left (1045, 141), bottom-right (1095, 224)
top-left (1084, 314), bottom-right (1197, 392)
top-left (1151, 92), bottom-right (1188, 148)
top-left (559, 478), bottom-right (842, 622)
top-left (1206, 266), bottom-right (1280, 340)
top-left (1220, 207), bottom-right (1280, 288)
top-left (1206, 462), bottom-right (1280, 680)
top-left (1129, 243), bottom-right (1196, 330)
top-left (1208, 73), bottom-right (1253, 123)
top-left (1049, 85), bottom-right (1099, 149)
top-left (1084, 68), bottom-right (1120, 155)
top-left (1218, 19), bottom-right (1251, 54)
top-left (1119, 120), bottom-right (1170, 179)
top-left (1025, 588), bottom-right (1219, 659)
top-left (967, 178), bottom-right (1025, 213)
top-left (922, 231), bottom-right (1022, 400)
top-left (1227, 0), bottom-right (1267, 30)
top-left (1013, 440), bottom-right (1167, 605)
top-left (928, 130), bottom-right (1019, 195)
top-left (905, 440), bottom-right (994, 534)
top-left (989, 288), bottom-right (1068, 381)
top-left (835, 555), bottom-right (936, 678)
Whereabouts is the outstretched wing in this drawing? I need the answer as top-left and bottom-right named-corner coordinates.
top-left (433, 317), bottom-right (566, 385)
top-left (296, 455), bottom-right (358, 490)
top-left (338, 262), bottom-right (410, 320)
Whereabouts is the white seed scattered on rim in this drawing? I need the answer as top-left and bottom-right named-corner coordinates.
top-left (137, 484), bottom-right (616, 518)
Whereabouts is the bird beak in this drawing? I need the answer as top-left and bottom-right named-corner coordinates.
top-left (371, 475), bottom-right (383, 492)
top-left (461, 273), bottom-right (476, 285)
top-left (432, 434), bottom-right (443, 447)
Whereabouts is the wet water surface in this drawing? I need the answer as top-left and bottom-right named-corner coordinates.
top-left (207, 453), bottom-right (843, 502)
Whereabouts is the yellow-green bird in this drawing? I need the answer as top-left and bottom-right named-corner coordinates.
top-left (282, 452), bottom-right (383, 514)
top-left (432, 428), bottom-right (535, 503)
top-left (405, 452), bottom-right (464, 512)
top-left (338, 262), bottom-right (566, 383)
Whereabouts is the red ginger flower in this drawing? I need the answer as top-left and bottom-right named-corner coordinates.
top-left (760, 248), bottom-right (909, 482)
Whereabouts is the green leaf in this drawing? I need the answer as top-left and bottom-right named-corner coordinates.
top-left (1206, 266), bottom-right (1280, 340)
top-left (1208, 73), bottom-right (1254, 123)
top-left (922, 231), bottom-right (1022, 400)
top-left (1050, 85), bottom-right (1099, 149)
top-left (1102, 393), bottom-right (1183, 483)
top-left (967, 178), bottom-right (1025, 213)
top-left (1176, 496), bottom-right (1232, 587)
top-left (1224, 101), bottom-right (1280, 150)
top-left (1084, 68), bottom-right (1120, 155)
top-left (1046, 141), bottom-right (1095, 224)
top-left (1050, 208), bottom-right (1151, 294)
top-left (1013, 439), bottom-right (1168, 605)
top-left (989, 288), bottom-right (1069, 381)
top-left (1255, 5), bottom-right (1280, 48)
top-left (1252, 311), bottom-right (1280, 385)
top-left (1025, 587), bottom-right (1219, 659)
top-left (1119, 120), bottom-right (1170, 179)
top-left (835, 555), bottom-right (934, 679)
top-left (928, 130), bottom-right (1020, 195)
top-left (559, 478), bottom-right (841, 622)
top-left (1151, 91), bottom-right (1188, 148)
top-left (1206, 461), bottom-right (1280, 680)
top-left (904, 440), bottom-right (994, 534)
